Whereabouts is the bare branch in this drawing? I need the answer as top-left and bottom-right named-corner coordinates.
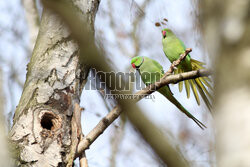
top-left (76, 105), bottom-right (88, 167)
top-left (68, 104), bottom-right (81, 167)
top-left (79, 151), bottom-right (88, 167)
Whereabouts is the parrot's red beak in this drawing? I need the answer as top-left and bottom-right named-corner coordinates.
top-left (132, 63), bottom-right (136, 69)
top-left (162, 31), bottom-right (166, 38)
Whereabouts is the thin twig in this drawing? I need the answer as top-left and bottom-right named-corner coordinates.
top-left (68, 104), bottom-right (81, 167)
top-left (74, 104), bottom-right (88, 167)
top-left (69, 103), bottom-right (88, 167)
top-left (79, 151), bottom-right (88, 167)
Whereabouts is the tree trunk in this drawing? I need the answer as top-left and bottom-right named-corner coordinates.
top-left (9, 0), bottom-right (100, 166)
top-left (202, 0), bottom-right (250, 166)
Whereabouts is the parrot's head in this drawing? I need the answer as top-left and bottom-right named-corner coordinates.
top-left (161, 28), bottom-right (173, 39)
top-left (131, 56), bottom-right (144, 69)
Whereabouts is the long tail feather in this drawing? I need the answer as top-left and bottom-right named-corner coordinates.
top-left (190, 58), bottom-right (213, 109)
top-left (191, 59), bottom-right (206, 65)
top-left (173, 58), bottom-right (213, 110)
top-left (196, 78), bottom-right (213, 101)
top-left (192, 62), bottom-right (205, 70)
top-left (194, 79), bottom-right (212, 110)
top-left (199, 77), bottom-right (213, 90)
top-left (176, 68), bottom-right (183, 92)
top-left (172, 69), bottom-right (178, 86)
top-left (179, 81), bottom-right (183, 92)
top-left (189, 79), bottom-right (200, 105)
top-left (159, 87), bottom-right (206, 129)
top-left (204, 77), bottom-right (212, 83)
top-left (184, 80), bottom-right (190, 98)
top-left (191, 115), bottom-right (207, 130)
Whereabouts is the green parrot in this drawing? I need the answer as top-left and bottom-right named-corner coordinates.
top-left (162, 28), bottom-right (213, 110)
top-left (131, 56), bottom-right (206, 129)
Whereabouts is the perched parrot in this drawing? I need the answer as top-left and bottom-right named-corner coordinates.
top-left (162, 28), bottom-right (213, 110)
top-left (131, 56), bottom-right (206, 129)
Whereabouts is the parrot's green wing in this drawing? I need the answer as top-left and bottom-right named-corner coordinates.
top-left (162, 28), bottom-right (213, 111)
top-left (135, 56), bottom-right (206, 129)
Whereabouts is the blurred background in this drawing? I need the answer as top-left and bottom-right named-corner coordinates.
top-left (0, 0), bottom-right (215, 166)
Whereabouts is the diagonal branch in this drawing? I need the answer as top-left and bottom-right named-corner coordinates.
top-left (76, 49), bottom-right (212, 156)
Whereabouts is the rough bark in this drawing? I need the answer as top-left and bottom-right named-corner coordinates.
top-left (9, 0), bottom-right (100, 166)
top-left (202, 0), bottom-right (250, 166)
